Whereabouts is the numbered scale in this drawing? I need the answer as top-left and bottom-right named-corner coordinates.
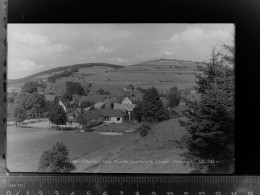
top-left (0, 174), bottom-right (259, 195)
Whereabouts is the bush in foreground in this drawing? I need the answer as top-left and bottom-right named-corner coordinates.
top-left (136, 122), bottom-right (152, 137)
top-left (38, 142), bottom-right (76, 172)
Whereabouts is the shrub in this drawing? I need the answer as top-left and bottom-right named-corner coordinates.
top-left (136, 122), bottom-right (152, 137)
top-left (38, 142), bottom-right (76, 172)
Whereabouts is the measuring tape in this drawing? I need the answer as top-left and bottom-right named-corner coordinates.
top-left (0, 175), bottom-right (259, 195)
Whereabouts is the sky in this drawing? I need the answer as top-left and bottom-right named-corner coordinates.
top-left (8, 24), bottom-right (234, 79)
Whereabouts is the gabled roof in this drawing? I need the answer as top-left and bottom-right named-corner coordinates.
top-left (45, 94), bottom-right (57, 102)
top-left (114, 103), bottom-right (136, 112)
top-left (122, 97), bottom-right (132, 103)
top-left (59, 99), bottom-right (70, 107)
top-left (100, 109), bottom-right (127, 117)
top-left (79, 95), bottom-right (107, 103)
top-left (82, 110), bottom-right (102, 121)
top-left (67, 109), bottom-right (81, 117)
top-left (94, 102), bottom-right (105, 108)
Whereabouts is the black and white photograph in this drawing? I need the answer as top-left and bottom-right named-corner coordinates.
top-left (6, 23), bottom-right (235, 174)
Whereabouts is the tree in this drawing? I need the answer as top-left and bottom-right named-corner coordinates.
top-left (180, 44), bottom-right (235, 173)
top-left (21, 81), bottom-right (38, 93)
top-left (74, 85), bottom-right (85, 96)
top-left (133, 101), bottom-right (143, 122)
top-left (133, 87), bottom-right (169, 123)
top-left (166, 86), bottom-right (181, 108)
top-left (62, 92), bottom-right (73, 102)
top-left (11, 104), bottom-right (26, 127)
top-left (25, 93), bottom-right (46, 120)
top-left (14, 92), bottom-right (31, 108)
top-left (49, 104), bottom-right (67, 129)
top-left (96, 89), bottom-right (105, 95)
top-left (38, 142), bottom-right (76, 172)
top-left (66, 81), bottom-right (85, 95)
top-left (7, 103), bottom-right (13, 119)
top-left (136, 122), bottom-right (152, 137)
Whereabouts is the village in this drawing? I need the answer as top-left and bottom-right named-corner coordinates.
top-left (7, 76), bottom-right (198, 132)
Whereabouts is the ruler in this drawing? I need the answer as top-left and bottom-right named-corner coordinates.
top-left (0, 175), bottom-right (259, 195)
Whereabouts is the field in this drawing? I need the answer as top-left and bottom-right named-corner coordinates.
top-left (7, 117), bottom-right (193, 173)
top-left (7, 126), bottom-right (138, 172)
top-left (83, 117), bottom-right (193, 173)
top-left (7, 59), bottom-right (203, 93)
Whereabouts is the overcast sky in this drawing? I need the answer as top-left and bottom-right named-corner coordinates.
top-left (8, 24), bottom-right (234, 79)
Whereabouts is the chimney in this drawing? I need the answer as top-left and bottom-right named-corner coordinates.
top-left (111, 103), bottom-right (114, 109)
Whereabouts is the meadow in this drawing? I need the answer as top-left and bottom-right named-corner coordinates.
top-left (7, 117), bottom-right (192, 173)
top-left (8, 59), bottom-right (202, 93)
top-left (7, 126), bottom-right (137, 172)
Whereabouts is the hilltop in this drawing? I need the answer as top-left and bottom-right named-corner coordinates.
top-left (8, 59), bottom-right (205, 94)
top-left (8, 63), bottom-right (125, 85)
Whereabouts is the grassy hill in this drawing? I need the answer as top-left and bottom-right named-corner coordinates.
top-left (8, 59), bottom-right (204, 94)
top-left (8, 63), bottom-right (124, 85)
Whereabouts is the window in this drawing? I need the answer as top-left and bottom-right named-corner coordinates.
top-left (117, 117), bottom-right (120, 121)
top-left (103, 116), bottom-right (110, 121)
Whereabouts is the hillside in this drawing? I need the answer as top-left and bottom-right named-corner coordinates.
top-left (75, 117), bottom-right (193, 173)
top-left (8, 59), bottom-right (205, 94)
top-left (8, 63), bottom-right (124, 85)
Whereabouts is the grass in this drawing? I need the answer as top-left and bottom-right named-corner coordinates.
top-left (94, 122), bottom-right (139, 132)
top-left (80, 117), bottom-right (194, 173)
top-left (7, 117), bottom-right (195, 173)
top-left (7, 126), bottom-right (136, 172)
top-left (8, 59), bottom-right (200, 93)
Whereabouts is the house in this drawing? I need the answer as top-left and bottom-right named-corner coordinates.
top-left (100, 109), bottom-right (128, 124)
top-left (67, 109), bottom-right (82, 128)
top-left (190, 90), bottom-right (196, 94)
top-left (59, 99), bottom-right (74, 113)
top-left (94, 102), bottom-right (105, 109)
top-left (79, 95), bottom-right (107, 104)
top-left (81, 110), bottom-right (103, 128)
top-left (67, 109), bottom-right (103, 129)
top-left (124, 85), bottom-right (134, 91)
top-left (113, 103), bottom-right (136, 121)
top-left (45, 94), bottom-right (57, 103)
top-left (122, 97), bottom-right (133, 105)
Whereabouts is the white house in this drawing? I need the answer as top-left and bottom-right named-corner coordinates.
top-left (100, 109), bottom-right (127, 124)
top-left (122, 97), bottom-right (133, 105)
top-left (124, 85), bottom-right (134, 91)
top-left (113, 103), bottom-right (136, 121)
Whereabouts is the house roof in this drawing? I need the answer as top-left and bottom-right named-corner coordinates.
top-left (67, 109), bottom-right (81, 117)
top-left (100, 109), bottom-right (127, 117)
top-left (125, 85), bottom-right (133, 90)
top-left (114, 103), bottom-right (136, 112)
top-left (82, 110), bottom-right (102, 121)
top-left (45, 94), bottom-right (56, 102)
top-left (122, 97), bottom-right (132, 103)
top-left (79, 95), bottom-right (107, 103)
top-left (94, 102), bottom-right (105, 108)
top-left (59, 99), bottom-right (70, 107)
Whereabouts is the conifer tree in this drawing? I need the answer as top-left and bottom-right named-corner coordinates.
top-left (134, 87), bottom-right (169, 122)
top-left (180, 44), bottom-right (235, 173)
top-left (49, 104), bottom-right (67, 129)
